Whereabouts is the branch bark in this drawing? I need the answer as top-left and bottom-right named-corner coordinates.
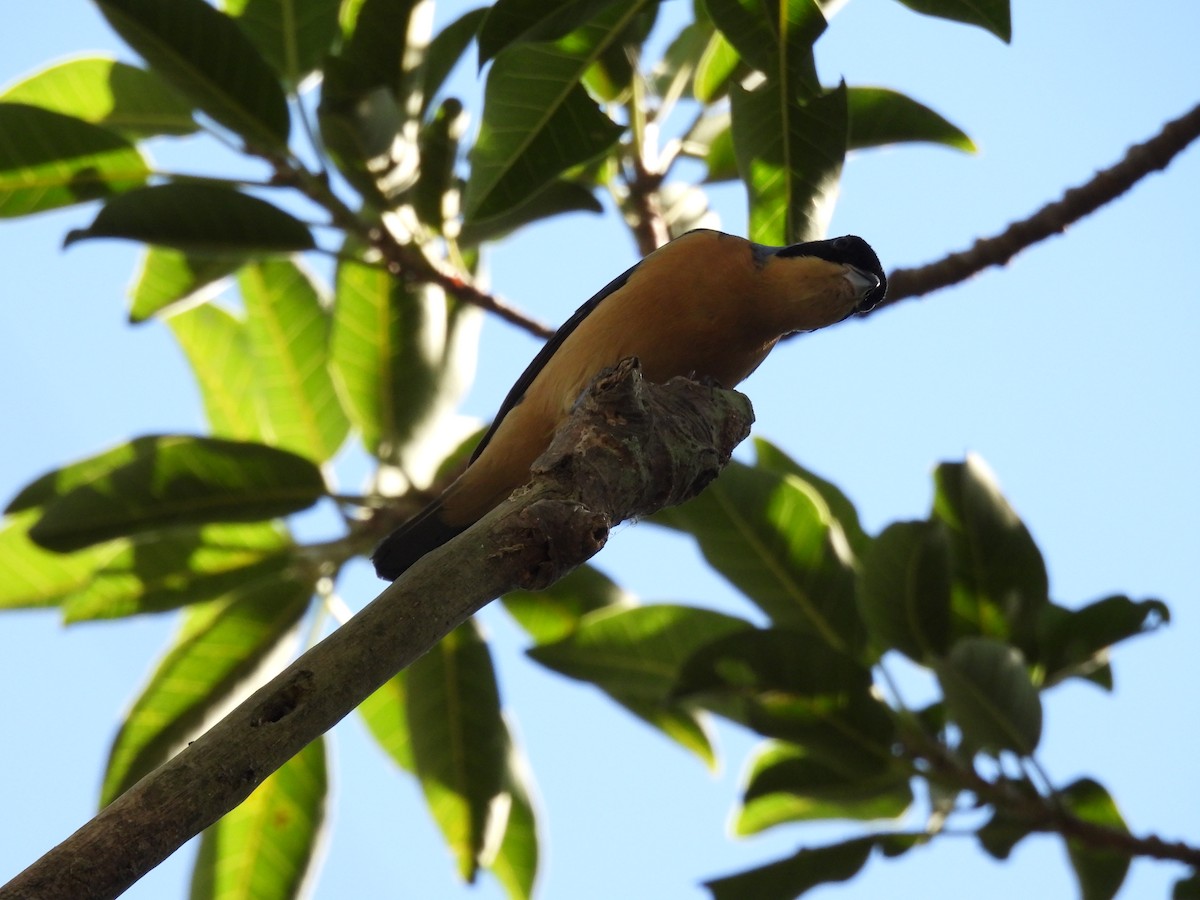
top-left (1, 359), bottom-right (754, 900)
top-left (879, 100), bottom-right (1200, 305)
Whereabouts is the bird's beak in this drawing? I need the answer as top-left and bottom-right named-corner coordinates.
top-left (843, 264), bottom-right (881, 312)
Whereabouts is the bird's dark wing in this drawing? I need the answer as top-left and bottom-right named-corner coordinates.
top-left (468, 259), bottom-right (644, 463)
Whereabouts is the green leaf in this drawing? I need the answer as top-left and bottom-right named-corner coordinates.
top-left (736, 741), bottom-right (912, 834)
top-left (191, 736), bottom-right (327, 900)
top-left (330, 251), bottom-right (481, 476)
top-left (6, 436), bottom-right (160, 514)
top-left (457, 178), bottom-right (602, 246)
top-left (731, 80), bottom-right (846, 245)
top-left (477, 0), bottom-right (624, 63)
top-left (359, 671), bottom-right (414, 772)
top-left (1174, 872), bottom-right (1200, 900)
top-left (705, 836), bottom-right (875, 900)
top-left (528, 604), bottom-right (750, 765)
top-left (130, 248), bottom-right (245, 322)
top-left (0, 57), bottom-right (197, 138)
top-left (651, 19), bottom-right (712, 103)
top-left (1037, 595), bottom-right (1169, 688)
top-left (407, 619), bottom-right (508, 883)
top-left (463, 9), bottom-right (629, 222)
top-left (857, 520), bottom-right (952, 661)
top-left (409, 98), bottom-right (466, 232)
top-left (222, 0), bottom-right (343, 87)
top-left (1060, 778), bottom-right (1130, 900)
top-left (705, 0), bottom-right (825, 85)
top-left (26, 435), bottom-right (326, 552)
top-left (652, 461), bottom-right (863, 653)
top-left (94, 0), bottom-right (291, 149)
top-left (892, 0), bottom-right (1012, 42)
top-left (848, 87), bottom-right (974, 152)
top-left (503, 563), bottom-right (633, 644)
top-left (62, 522), bottom-right (292, 622)
top-left (977, 785), bottom-right (1039, 860)
top-left (933, 455), bottom-right (1049, 653)
top-left (935, 637), bottom-right (1042, 756)
top-left (101, 574), bottom-right (311, 805)
top-left (491, 742), bottom-right (540, 900)
top-left (0, 511), bottom-right (116, 610)
top-left (64, 183), bottom-right (315, 255)
top-left (693, 28), bottom-right (740, 103)
top-left (0, 103), bottom-right (148, 217)
top-left (239, 259), bottom-right (349, 462)
top-left (752, 438), bottom-right (870, 558)
top-left (675, 629), bottom-right (892, 770)
top-left (168, 302), bottom-right (267, 442)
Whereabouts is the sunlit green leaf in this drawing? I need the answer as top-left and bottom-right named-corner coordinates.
top-left (0, 57), bottom-right (196, 138)
top-left (705, 836), bottom-right (875, 900)
top-left (848, 87), bottom-right (974, 152)
top-left (101, 574), bottom-right (311, 805)
top-left (653, 461), bottom-right (863, 653)
top-left (95, 0), bottom-right (290, 149)
top-left (64, 184), bottom-right (315, 255)
top-left (167, 302), bottom-right (266, 442)
top-left (330, 250), bottom-right (480, 478)
top-left (735, 741), bottom-right (911, 834)
top-left (26, 435), bottom-right (326, 552)
top-left (693, 27), bottom-right (740, 103)
top-left (892, 0), bottom-right (1011, 42)
top-left (0, 511), bottom-right (116, 610)
top-left (1060, 778), bottom-right (1130, 900)
top-left (239, 259), bottom-right (349, 462)
top-left (222, 0), bottom-right (342, 86)
top-left (0, 103), bottom-right (148, 217)
top-left (731, 80), bottom-right (846, 245)
top-left (407, 619), bottom-right (507, 883)
top-left (130, 248), bottom-right (245, 322)
top-left (191, 737), bottom-right (328, 900)
top-left (503, 563), bottom-right (633, 644)
top-left (491, 741), bottom-right (540, 900)
top-left (359, 671), bottom-right (413, 772)
top-left (935, 637), bottom-right (1042, 756)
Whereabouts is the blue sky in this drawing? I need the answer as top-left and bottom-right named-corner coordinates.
top-left (2, 2), bottom-right (1198, 899)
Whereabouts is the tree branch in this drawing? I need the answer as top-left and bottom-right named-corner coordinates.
top-left (879, 100), bottom-right (1200, 305)
top-left (0, 359), bottom-right (754, 900)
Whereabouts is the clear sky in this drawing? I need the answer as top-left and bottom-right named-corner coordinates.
top-left (2, 2), bottom-right (1198, 899)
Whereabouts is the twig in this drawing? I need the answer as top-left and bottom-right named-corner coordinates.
top-left (880, 100), bottom-right (1200, 305)
top-left (0, 360), bottom-right (754, 900)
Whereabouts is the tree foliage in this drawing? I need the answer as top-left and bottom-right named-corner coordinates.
top-left (1, 1), bottom-right (1195, 899)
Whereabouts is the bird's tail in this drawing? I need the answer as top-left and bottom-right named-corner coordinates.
top-left (371, 499), bottom-right (468, 581)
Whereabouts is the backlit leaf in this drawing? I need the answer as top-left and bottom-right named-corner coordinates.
top-left (935, 637), bottom-right (1042, 756)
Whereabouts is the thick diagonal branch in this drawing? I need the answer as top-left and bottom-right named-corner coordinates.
top-left (1, 359), bottom-right (754, 900)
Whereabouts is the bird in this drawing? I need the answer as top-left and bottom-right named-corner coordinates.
top-left (372, 228), bottom-right (886, 580)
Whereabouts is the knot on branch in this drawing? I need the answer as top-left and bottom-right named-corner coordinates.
top-left (492, 357), bottom-right (755, 589)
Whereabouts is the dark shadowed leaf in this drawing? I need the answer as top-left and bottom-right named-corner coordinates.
top-left (653, 461), bottom-right (863, 653)
top-left (1060, 778), bottom-right (1130, 900)
top-left (0, 57), bottom-right (196, 138)
top-left (1174, 872), bottom-right (1200, 900)
top-left (705, 0), bottom-right (824, 84)
top-left (95, 0), bottom-right (290, 148)
top-left (857, 520), bottom-right (952, 661)
top-left (408, 98), bottom-right (466, 232)
top-left (330, 250), bottom-right (480, 475)
top-left (477, 0), bottom-right (624, 63)
top-left (977, 783), bottom-right (1039, 860)
top-left (239, 259), bottom-right (349, 462)
top-left (503, 563), bottom-right (634, 644)
top-left (705, 836), bottom-right (875, 900)
top-left (130, 248), bottom-right (245, 322)
top-left (933, 455), bottom-right (1049, 654)
top-left (0, 103), bottom-right (148, 217)
top-left (64, 184), bottom-right (315, 254)
top-left (101, 574), bottom-right (311, 805)
top-left (191, 736), bottom-right (328, 900)
top-left (419, 8), bottom-right (488, 116)
top-left (457, 179), bottom-right (602, 246)
top-left (848, 87), bottom-right (974, 152)
top-left (1037, 595), bottom-right (1169, 688)
top-left (892, 0), bottom-right (1011, 42)
top-left (935, 637), bottom-right (1042, 756)
top-left (731, 80), bottom-right (846, 245)
top-left (168, 302), bottom-right (266, 442)
top-left (736, 741), bottom-right (912, 834)
top-left (26, 435), bottom-right (326, 552)
top-left (407, 619), bottom-right (508, 883)
top-left (223, 0), bottom-right (343, 86)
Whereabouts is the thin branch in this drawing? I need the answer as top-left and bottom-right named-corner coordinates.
top-left (879, 100), bottom-right (1200, 306)
top-left (0, 360), bottom-right (754, 900)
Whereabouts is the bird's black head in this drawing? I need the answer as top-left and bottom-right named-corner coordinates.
top-left (776, 235), bottom-right (887, 312)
